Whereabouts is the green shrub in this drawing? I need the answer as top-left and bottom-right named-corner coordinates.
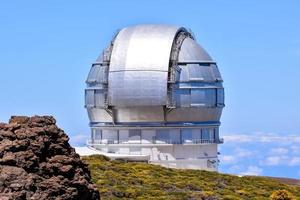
top-left (270, 189), bottom-right (295, 200)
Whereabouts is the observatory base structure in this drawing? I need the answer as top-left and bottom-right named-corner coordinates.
top-left (85, 25), bottom-right (224, 171)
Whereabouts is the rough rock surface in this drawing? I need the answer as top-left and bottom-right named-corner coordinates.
top-left (0, 116), bottom-right (100, 200)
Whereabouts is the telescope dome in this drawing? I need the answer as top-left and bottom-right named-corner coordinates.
top-left (85, 24), bottom-right (224, 170)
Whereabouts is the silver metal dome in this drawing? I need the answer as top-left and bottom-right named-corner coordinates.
top-left (86, 24), bottom-right (224, 125)
top-left (85, 24), bottom-right (224, 170)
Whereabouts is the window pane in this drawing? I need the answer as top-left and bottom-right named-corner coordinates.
top-left (141, 130), bottom-right (155, 144)
top-left (156, 129), bottom-right (170, 143)
top-left (175, 89), bottom-right (190, 107)
top-left (95, 90), bottom-right (106, 107)
top-left (87, 65), bottom-right (96, 82)
top-left (191, 89), bottom-right (216, 106)
top-left (205, 89), bottom-right (216, 106)
top-left (93, 129), bottom-right (102, 140)
top-left (100, 66), bottom-right (108, 83)
top-left (85, 90), bottom-right (95, 107)
top-left (202, 128), bottom-right (214, 140)
top-left (202, 128), bottom-right (210, 140)
top-left (217, 88), bottom-right (224, 105)
top-left (87, 65), bottom-right (108, 84)
top-left (191, 129), bottom-right (201, 140)
top-left (178, 65), bottom-right (189, 82)
top-left (169, 129), bottom-right (180, 144)
top-left (102, 130), bottom-right (118, 144)
top-left (129, 129), bottom-right (141, 143)
top-left (181, 129), bottom-right (192, 143)
top-left (191, 89), bottom-right (205, 106)
top-left (188, 64), bottom-right (201, 80)
top-left (214, 128), bottom-right (219, 140)
top-left (209, 129), bottom-right (214, 140)
top-left (211, 64), bottom-right (223, 81)
top-left (188, 64), bottom-right (214, 81)
top-left (119, 130), bottom-right (129, 143)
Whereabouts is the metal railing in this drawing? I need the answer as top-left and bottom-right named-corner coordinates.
top-left (87, 138), bottom-right (224, 146)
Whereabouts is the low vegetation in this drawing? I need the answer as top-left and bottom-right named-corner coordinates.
top-left (270, 189), bottom-right (296, 200)
top-left (83, 155), bottom-right (300, 200)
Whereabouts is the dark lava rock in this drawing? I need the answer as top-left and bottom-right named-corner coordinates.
top-left (0, 116), bottom-right (100, 200)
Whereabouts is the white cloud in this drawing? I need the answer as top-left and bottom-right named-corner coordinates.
top-left (220, 155), bottom-right (237, 164)
top-left (289, 157), bottom-right (300, 166)
top-left (227, 165), bottom-right (242, 173)
top-left (220, 132), bottom-right (300, 178)
top-left (240, 166), bottom-right (263, 176)
top-left (223, 134), bottom-right (254, 143)
top-left (262, 156), bottom-right (287, 166)
top-left (234, 147), bottom-right (253, 157)
top-left (260, 155), bottom-right (300, 166)
top-left (270, 147), bottom-right (289, 155)
top-left (290, 146), bottom-right (300, 155)
top-left (223, 133), bottom-right (300, 144)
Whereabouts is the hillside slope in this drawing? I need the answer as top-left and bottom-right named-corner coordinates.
top-left (83, 155), bottom-right (300, 200)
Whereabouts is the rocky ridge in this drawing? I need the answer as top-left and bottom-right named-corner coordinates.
top-left (0, 116), bottom-right (100, 200)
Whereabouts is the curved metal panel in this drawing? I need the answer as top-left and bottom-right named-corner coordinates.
top-left (166, 107), bottom-right (222, 122)
top-left (87, 108), bottom-right (112, 123)
top-left (86, 64), bottom-right (108, 85)
top-left (178, 38), bottom-right (212, 62)
top-left (108, 25), bottom-right (180, 107)
top-left (95, 53), bottom-right (103, 63)
top-left (110, 25), bottom-right (179, 71)
top-left (108, 71), bottom-right (167, 106)
top-left (211, 64), bottom-right (223, 81)
top-left (114, 106), bottom-right (165, 123)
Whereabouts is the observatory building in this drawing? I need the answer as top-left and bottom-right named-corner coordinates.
top-left (85, 24), bottom-right (224, 171)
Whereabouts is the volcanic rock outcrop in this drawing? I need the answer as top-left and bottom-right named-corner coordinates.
top-left (0, 116), bottom-right (100, 200)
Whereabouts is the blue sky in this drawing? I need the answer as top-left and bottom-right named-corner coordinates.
top-left (1, 1), bottom-right (300, 178)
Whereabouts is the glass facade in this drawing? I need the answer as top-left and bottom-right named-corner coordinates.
top-left (90, 127), bottom-right (221, 144)
top-left (174, 87), bottom-right (224, 108)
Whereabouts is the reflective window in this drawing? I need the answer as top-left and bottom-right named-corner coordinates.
top-left (191, 89), bottom-right (216, 106)
top-left (86, 64), bottom-right (108, 84)
top-left (93, 129), bottom-right (102, 140)
top-left (217, 88), bottom-right (224, 106)
top-left (86, 89), bottom-right (107, 108)
top-left (188, 64), bottom-right (202, 81)
top-left (211, 64), bottom-right (223, 81)
top-left (95, 90), bottom-right (106, 107)
top-left (191, 129), bottom-right (201, 140)
top-left (181, 129), bottom-right (192, 143)
top-left (175, 89), bottom-right (190, 107)
top-left (214, 128), bottom-right (219, 140)
top-left (178, 65), bottom-right (189, 82)
top-left (85, 90), bottom-right (95, 107)
top-left (129, 130), bottom-right (141, 143)
top-left (202, 128), bottom-right (214, 140)
top-left (119, 130), bottom-right (129, 143)
top-left (102, 130), bottom-right (118, 144)
top-left (188, 64), bottom-right (215, 81)
top-left (87, 64), bottom-right (100, 83)
top-left (169, 129), bottom-right (181, 144)
top-left (156, 129), bottom-right (170, 143)
top-left (141, 130), bottom-right (155, 144)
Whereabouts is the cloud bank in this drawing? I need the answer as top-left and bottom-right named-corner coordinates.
top-left (220, 132), bottom-right (300, 178)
